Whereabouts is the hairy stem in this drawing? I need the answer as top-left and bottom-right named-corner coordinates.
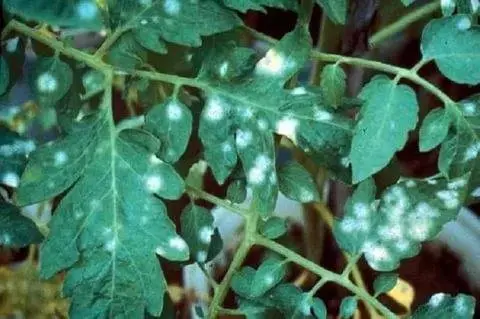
top-left (369, 1), bottom-right (441, 48)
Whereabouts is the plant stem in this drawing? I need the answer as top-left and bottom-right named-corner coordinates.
top-left (208, 213), bottom-right (259, 318)
top-left (186, 185), bottom-right (249, 218)
top-left (255, 236), bottom-right (397, 319)
top-left (94, 27), bottom-right (127, 58)
top-left (369, 1), bottom-right (441, 48)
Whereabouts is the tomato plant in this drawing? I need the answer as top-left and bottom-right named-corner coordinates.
top-left (0, 0), bottom-right (478, 318)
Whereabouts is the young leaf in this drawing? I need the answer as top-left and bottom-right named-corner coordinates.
top-left (350, 75), bottom-right (418, 183)
top-left (441, 0), bottom-right (456, 16)
top-left (0, 56), bottom-right (9, 95)
top-left (259, 216), bottom-right (287, 239)
top-left (222, 0), bottom-right (298, 12)
top-left (18, 89), bottom-right (188, 318)
top-left (419, 108), bottom-right (452, 152)
top-left (311, 298), bottom-right (327, 319)
top-left (320, 64), bottom-right (346, 108)
top-left (373, 273), bottom-right (398, 296)
top-left (4, 0), bottom-right (103, 30)
top-left (107, 0), bottom-right (241, 53)
top-left (82, 70), bottom-right (105, 98)
top-left (106, 33), bottom-right (148, 69)
top-left (0, 200), bottom-right (43, 248)
top-left (31, 57), bottom-right (73, 108)
top-left (180, 204), bottom-right (216, 264)
top-left (411, 293), bottom-right (476, 319)
top-left (226, 179), bottom-right (248, 204)
top-left (268, 284), bottom-right (314, 318)
top-left (0, 127), bottom-right (35, 187)
top-left (339, 296), bottom-right (357, 319)
top-left (421, 15), bottom-right (480, 85)
top-left (145, 98), bottom-right (193, 163)
top-left (278, 161), bottom-right (320, 203)
top-left (315, 0), bottom-right (347, 24)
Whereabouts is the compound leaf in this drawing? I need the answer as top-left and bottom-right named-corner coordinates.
top-left (411, 293), bottom-right (476, 319)
top-left (145, 98), bottom-right (193, 163)
top-left (17, 89), bottom-right (189, 318)
top-left (278, 161), bottom-right (319, 203)
top-left (421, 15), bottom-right (480, 85)
top-left (350, 75), bottom-right (418, 183)
top-left (0, 200), bottom-right (43, 248)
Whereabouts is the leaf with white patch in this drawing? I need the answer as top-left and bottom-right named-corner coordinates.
top-left (278, 161), bottom-right (320, 203)
top-left (18, 88), bottom-right (188, 318)
top-left (0, 127), bottom-right (35, 187)
top-left (180, 204), bottom-right (217, 264)
top-left (333, 178), bottom-right (377, 255)
top-left (373, 273), bottom-right (398, 296)
top-left (0, 200), bottom-right (43, 247)
top-left (4, 0), bottom-right (103, 30)
top-left (421, 15), bottom-right (480, 85)
top-left (350, 75), bottom-right (418, 183)
top-left (315, 0), bottom-right (347, 24)
top-left (411, 293), bottom-right (476, 319)
top-left (30, 57), bottom-right (73, 108)
top-left (107, 0), bottom-right (241, 56)
top-left (226, 179), bottom-right (247, 204)
top-left (320, 64), bottom-right (346, 108)
top-left (419, 108), bottom-right (452, 152)
top-left (145, 98), bottom-right (192, 163)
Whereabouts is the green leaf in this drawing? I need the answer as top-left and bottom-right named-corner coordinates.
top-left (411, 293), bottom-right (476, 319)
top-left (311, 298), bottom-right (327, 319)
top-left (145, 98), bottom-right (193, 163)
top-left (199, 26), bottom-right (353, 214)
top-left (232, 257), bottom-right (287, 298)
top-left (82, 70), bottom-right (105, 99)
top-left (373, 273), bottom-right (398, 296)
top-left (401, 0), bottom-right (418, 5)
top-left (320, 64), bottom-right (346, 108)
top-left (419, 108), bottom-right (452, 152)
top-left (0, 200), bottom-right (43, 248)
top-left (339, 296), bottom-right (357, 319)
top-left (106, 33), bottom-right (147, 69)
top-left (0, 126), bottom-right (35, 187)
top-left (180, 204), bottom-right (216, 263)
top-left (441, 0), bottom-right (456, 16)
top-left (31, 57), bottom-right (73, 108)
top-left (278, 161), bottom-right (320, 203)
top-left (421, 15), bottom-right (480, 85)
top-left (4, 0), bottom-right (103, 30)
top-left (226, 179), bottom-right (248, 204)
top-left (18, 90), bottom-right (188, 318)
top-left (350, 75), bottom-right (418, 183)
top-left (315, 0), bottom-right (347, 24)
top-left (0, 56), bottom-right (9, 96)
top-left (108, 0), bottom-right (241, 54)
top-left (268, 284), bottom-right (314, 318)
top-left (222, 0), bottom-right (298, 12)
top-left (259, 216), bottom-right (287, 239)
top-left (333, 178), bottom-right (377, 255)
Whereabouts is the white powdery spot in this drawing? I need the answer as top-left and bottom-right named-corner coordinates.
top-left (169, 236), bottom-right (188, 251)
top-left (276, 117), bottom-right (299, 142)
top-left (300, 188), bottom-right (315, 202)
top-left (299, 297), bottom-right (311, 316)
top-left (54, 150), bottom-right (68, 166)
top-left (357, 219), bottom-right (371, 232)
top-left (463, 142), bottom-right (480, 161)
top-left (155, 246), bottom-right (165, 256)
top-left (441, 0), bottom-right (455, 11)
top-left (454, 296), bottom-right (468, 313)
top-left (427, 179), bottom-right (438, 185)
top-left (436, 190), bottom-right (459, 209)
top-left (269, 172), bottom-right (277, 185)
top-left (140, 215), bottom-right (149, 225)
top-left (247, 154), bottom-right (272, 185)
top-left (222, 142), bottom-right (233, 153)
top-left (149, 154), bottom-right (163, 165)
top-left (1, 172), bottom-right (19, 187)
top-left (341, 156), bottom-right (350, 167)
top-left (395, 239), bottom-right (410, 252)
top-left (462, 102), bottom-right (477, 115)
top-left (6, 37), bottom-right (19, 53)
top-left (37, 72), bottom-right (58, 93)
top-left (457, 16), bottom-right (472, 30)
top-left (408, 219), bottom-right (432, 241)
top-left (236, 130), bottom-right (253, 148)
top-left (314, 109), bottom-right (333, 121)
top-left (365, 244), bottom-right (391, 264)
top-left (167, 101), bottom-right (183, 121)
top-left (2, 234), bottom-right (12, 245)
top-left (219, 62), bottom-right (229, 77)
top-left (257, 119), bottom-right (269, 131)
top-left (196, 251), bottom-right (207, 263)
top-left (76, 1), bottom-right (98, 20)
top-left (447, 178), bottom-right (467, 190)
top-left (429, 293), bottom-right (446, 307)
top-left (340, 217), bottom-right (357, 233)
top-left (378, 225), bottom-right (403, 240)
top-left (291, 87), bottom-right (307, 95)
top-left (204, 96), bottom-right (226, 121)
top-left (74, 210), bottom-right (84, 220)
top-left (471, 187), bottom-right (480, 197)
top-left (353, 203), bottom-right (369, 218)
top-left (104, 238), bottom-right (117, 252)
top-left (472, 0), bottom-right (480, 13)
top-left (145, 175), bottom-right (164, 192)
top-left (405, 180), bottom-right (416, 188)
top-left (198, 226), bottom-right (214, 244)
top-left (140, 19), bottom-right (148, 25)
top-left (264, 275), bottom-right (275, 286)
top-left (90, 199), bottom-right (101, 210)
top-left (255, 49), bottom-right (289, 76)
top-left (164, 0), bottom-right (180, 15)
top-left (415, 202), bottom-right (440, 218)
top-left (240, 107), bottom-right (254, 119)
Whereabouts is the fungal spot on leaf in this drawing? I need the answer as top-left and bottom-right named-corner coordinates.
top-left (463, 142), bottom-right (480, 161)
top-left (196, 250), bottom-right (207, 263)
top-left (314, 109), bottom-right (333, 121)
top-left (291, 87), bottom-right (307, 95)
top-left (219, 62), bottom-right (229, 77)
top-left (104, 237), bottom-right (117, 252)
top-left (149, 154), bottom-right (163, 165)
top-left (1, 172), bottom-right (20, 187)
top-left (255, 49), bottom-right (288, 76)
top-left (54, 151), bottom-right (68, 166)
top-left (145, 175), bottom-right (164, 192)
top-left (204, 96), bottom-right (226, 121)
top-left (247, 154), bottom-right (272, 185)
top-left (456, 16), bottom-right (472, 30)
top-left (76, 1), bottom-right (98, 20)
top-left (276, 117), bottom-right (298, 142)
top-left (164, 0), bottom-right (180, 15)
top-left (235, 129), bottom-right (253, 148)
top-left (436, 190), bottom-right (459, 209)
top-left (198, 226), bottom-right (213, 244)
top-left (167, 101), bottom-right (183, 121)
top-left (37, 72), bottom-right (58, 93)
top-left (462, 102), bottom-right (477, 115)
top-left (429, 293), bottom-right (446, 307)
top-left (140, 19), bottom-right (148, 25)
top-left (169, 236), bottom-right (188, 251)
